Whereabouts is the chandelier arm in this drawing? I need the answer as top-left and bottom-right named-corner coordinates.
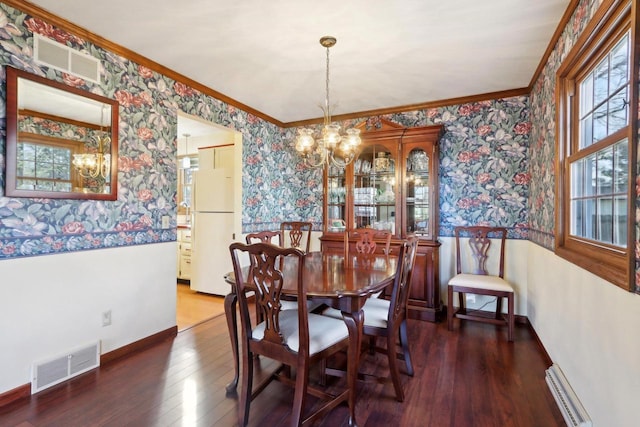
top-left (301, 145), bottom-right (329, 169)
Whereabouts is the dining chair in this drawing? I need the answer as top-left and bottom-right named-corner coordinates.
top-left (349, 228), bottom-right (392, 255)
top-left (280, 221), bottom-right (312, 253)
top-left (447, 226), bottom-right (515, 342)
top-left (229, 242), bottom-right (350, 426)
top-left (247, 229), bottom-right (321, 313)
top-left (245, 230), bottom-right (282, 246)
top-left (322, 236), bottom-right (419, 401)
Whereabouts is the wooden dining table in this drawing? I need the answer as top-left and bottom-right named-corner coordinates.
top-left (223, 250), bottom-right (398, 426)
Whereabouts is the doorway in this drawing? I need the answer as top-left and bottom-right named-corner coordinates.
top-left (176, 111), bottom-right (242, 331)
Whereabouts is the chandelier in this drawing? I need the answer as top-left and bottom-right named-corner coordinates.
top-left (72, 106), bottom-right (111, 180)
top-left (294, 36), bottom-right (361, 168)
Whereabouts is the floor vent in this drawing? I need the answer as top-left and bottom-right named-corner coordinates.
top-left (34, 34), bottom-right (101, 83)
top-left (545, 364), bottom-right (592, 427)
top-left (31, 341), bottom-right (100, 394)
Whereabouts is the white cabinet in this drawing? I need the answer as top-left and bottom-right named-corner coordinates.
top-left (198, 145), bottom-right (234, 170)
top-left (177, 227), bottom-right (192, 280)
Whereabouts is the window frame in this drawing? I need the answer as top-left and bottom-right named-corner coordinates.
top-left (555, 0), bottom-right (636, 291)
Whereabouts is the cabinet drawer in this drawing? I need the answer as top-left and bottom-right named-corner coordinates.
top-left (180, 242), bottom-right (191, 256)
top-left (178, 229), bottom-right (192, 242)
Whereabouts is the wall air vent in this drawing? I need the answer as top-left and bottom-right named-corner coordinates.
top-left (34, 33), bottom-right (100, 83)
top-left (31, 341), bottom-right (100, 394)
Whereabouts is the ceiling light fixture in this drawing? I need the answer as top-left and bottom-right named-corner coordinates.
top-left (294, 36), bottom-right (361, 168)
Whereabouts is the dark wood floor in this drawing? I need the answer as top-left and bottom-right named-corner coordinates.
top-left (0, 312), bottom-right (564, 427)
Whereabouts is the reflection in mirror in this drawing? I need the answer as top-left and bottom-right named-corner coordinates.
top-left (5, 66), bottom-right (119, 200)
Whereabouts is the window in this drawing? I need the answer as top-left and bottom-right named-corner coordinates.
top-left (16, 133), bottom-right (83, 192)
top-left (555, 0), bottom-right (635, 291)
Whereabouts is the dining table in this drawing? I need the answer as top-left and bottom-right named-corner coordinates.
top-left (223, 250), bottom-right (398, 426)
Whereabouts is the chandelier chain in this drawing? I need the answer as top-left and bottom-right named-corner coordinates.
top-left (325, 43), bottom-right (331, 124)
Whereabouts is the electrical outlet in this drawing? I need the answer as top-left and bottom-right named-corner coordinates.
top-left (102, 310), bottom-right (112, 327)
top-left (161, 216), bottom-right (170, 229)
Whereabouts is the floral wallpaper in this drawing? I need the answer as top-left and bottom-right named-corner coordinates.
top-left (0, 5), bottom-right (288, 259)
top-left (528, 0), bottom-right (604, 251)
top-left (3, 0), bottom-right (634, 288)
top-left (277, 97), bottom-right (531, 240)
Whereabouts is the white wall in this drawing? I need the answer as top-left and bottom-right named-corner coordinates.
top-left (0, 243), bottom-right (176, 394)
top-left (439, 237), bottom-right (529, 315)
top-left (527, 243), bottom-right (640, 427)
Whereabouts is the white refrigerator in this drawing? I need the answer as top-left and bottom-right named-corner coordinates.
top-left (190, 168), bottom-right (235, 295)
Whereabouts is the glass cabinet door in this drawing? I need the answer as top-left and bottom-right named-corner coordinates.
top-left (353, 144), bottom-right (397, 234)
top-left (405, 148), bottom-right (430, 236)
top-left (327, 164), bottom-right (347, 232)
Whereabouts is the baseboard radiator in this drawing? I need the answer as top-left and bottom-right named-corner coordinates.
top-left (545, 364), bottom-right (592, 427)
top-left (31, 341), bottom-right (100, 394)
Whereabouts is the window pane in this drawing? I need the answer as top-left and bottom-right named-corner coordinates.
top-left (584, 198), bottom-right (596, 240)
top-left (613, 140), bottom-right (628, 193)
top-left (35, 165), bottom-right (53, 179)
top-left (592, 103), bottom-right (607, 142)
top-left (571, 159), bottom-right (584, 197)
top-left (608, 87), bottom-right (628, 134)
top-left (20, 144), bottom-right (36, 161)
top-left (613, 196), bottom-right (627, 247)
top-left (596, 146), bottom-right (613, 195)
top-left (609, 35), bottom-right (629, 90)
top-left (35, 180), bottom-right (53, 191)
top-left (584, 153), bottom-right (596, 197)
top-left (37, 146), bottom-right (54, 163)
top-left (593, 60), bottom-right (609, 105)
top-left (580, 74), bottom-right (593, 117)
top-left (53, 164), bottom-right (70, 180)
top-left (53, 150), bottom-right (70, 163)
top-left (571, 199), bottom-right (584, 237)
top-left (17, 179), bottom-right (35, 190)
top-left (579, 114), bottom-right (593, 149)
top-left (597, 197), bottom-right (613, 243)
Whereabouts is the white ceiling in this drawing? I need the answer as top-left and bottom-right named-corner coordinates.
top-left (27, 0), bottom-right (569, 127)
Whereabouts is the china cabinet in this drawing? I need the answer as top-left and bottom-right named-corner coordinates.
top-left (320, 120), bottom-right (444, 321)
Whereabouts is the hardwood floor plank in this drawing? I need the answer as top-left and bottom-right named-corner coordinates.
top-left (0, 312), bottom-right (564, 427)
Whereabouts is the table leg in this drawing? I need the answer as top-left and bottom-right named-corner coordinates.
top-left (342, 309), bottom-right (363, 427)
top-left (224, 292), bottom-right (239, 394)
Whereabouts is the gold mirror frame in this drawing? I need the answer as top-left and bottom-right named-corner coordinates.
top-left (5, 66), bottom-right (119, 200)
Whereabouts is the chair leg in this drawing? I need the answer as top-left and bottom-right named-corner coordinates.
top-left (398, 319), bottom-right (414, 376)
top-left (291, 361), bottom-right (309, 426)
top-left (447, 286), bottom-right (454, 331)
top-left (239, 352), bottom-right (254, 427)
top-left (496, 296), bottom-right (503, 320)
top-left (507, 293), bottom-right (514, 342)
top-left (318, 358), bottom-right (326, 386)
top-left (387, 331), bottom-right (404, 402)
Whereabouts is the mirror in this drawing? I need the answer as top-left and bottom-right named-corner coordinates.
top-left (5, 66), bottom-right (119, 200)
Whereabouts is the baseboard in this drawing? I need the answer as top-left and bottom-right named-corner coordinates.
top-left (442, 305), bottom-right (528, 324)
top-left (0, 383), bottom-right (30, 409)
top-left (101, 326), bottom-right (178, 365)
top-left (527, 320), bottom-right (553, 366)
